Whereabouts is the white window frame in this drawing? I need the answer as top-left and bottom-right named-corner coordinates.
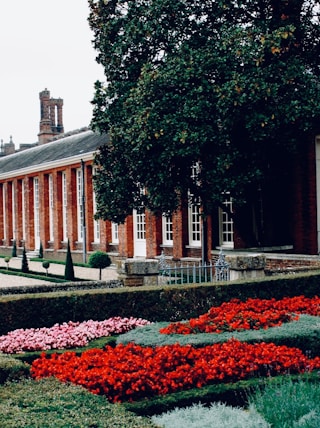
top-left (188, 202), bottom-right (201, 246)
top-left (21, 180), bottom-right (26, 241)
top-left (48, 175), bottom-right (54, 241)
top-left (92, 168), bottom-right (100, 243)
top-left (111, 222), bottom-right (119, 244)
top-left (219, 194), bottom-right (234, 248)
top-left (34, 177), bottom-right (40, 248)
top-left (62, 171), bottom-right (67, 241)
top-left (162, 215), bottom-right (173, 245)
top-left (12, 182), bottom-right (16, 240)
top-left (76, 169), bottom-right (84, 242)
top-left (188, 163), bottom-right (202, 246)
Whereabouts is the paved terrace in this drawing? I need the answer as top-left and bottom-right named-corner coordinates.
top-left (0, 257), bottom-right (118, 288)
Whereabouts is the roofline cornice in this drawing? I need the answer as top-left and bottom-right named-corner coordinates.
top-left (0, 151), bottom-right (96, 180)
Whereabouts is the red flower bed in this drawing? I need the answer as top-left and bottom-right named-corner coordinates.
top-left (160, 295), bottom-right (320, 335)
top-left (31, 339), bottom-right (320, 403)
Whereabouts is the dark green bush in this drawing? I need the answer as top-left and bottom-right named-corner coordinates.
top-left (0, 354), bottom-right (29, 385)
top-left (0, 270), bottom-right (320, 335)
top-left (39, 241), bottom-right (43, 259)
top-left (21, 246), bottom-right (29, 273)
top-left (88, 251), bottom-right (111, 280)
top-left (0, 378), bottom-right (157, 427)
top-left (64, 239), bottom-right (75, 281)
top-left (11, 240), bottom-right (17, 258)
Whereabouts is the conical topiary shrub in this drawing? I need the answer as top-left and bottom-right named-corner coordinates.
top-left (21, 245), bottom-right (29, 273)
top-left (39, 241), bottom-right (43, 259)
top-left (64, 239), bottom-right (75, 281)
top-left (12, 240), bottom-right (17, 257)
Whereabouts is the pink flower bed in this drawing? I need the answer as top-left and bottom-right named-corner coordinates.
top-left (0, 317), bottom-right (151, 353)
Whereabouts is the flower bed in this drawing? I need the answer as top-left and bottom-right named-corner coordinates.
top-left (160, 295), bottom-right (320, 335)
top-left (31, 339), bottom-right (320, 403)
top-left (0, 317), bottom-right (151, 353)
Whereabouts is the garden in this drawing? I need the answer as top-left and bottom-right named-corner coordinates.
top-left (0, 294), bottom-right (320, 427)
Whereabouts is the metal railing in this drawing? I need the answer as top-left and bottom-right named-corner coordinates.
top-left (215, 249), bottom-right (230, 281)
top-left (158, 250), bottom-right (230, 285)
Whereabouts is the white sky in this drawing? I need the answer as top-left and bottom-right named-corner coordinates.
top-left (0, 0), bottom-right (105, 147)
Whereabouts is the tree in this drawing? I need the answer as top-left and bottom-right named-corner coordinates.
top-left (39, 242), bottom-right (44, 259)
top-left (42, 261), bottom-right (50, 276)
top-left (88, 251), bottom-right (111, 280)
top-left (4, 257), bottom-right (10, 270)
top-left (21, 246), bottom-right (29, 273)
top-left (64, 240), bottom-right (75, 281)
top-left (89, 1), bottom-right (320, 223)
top-left (11, 240), bottom-right (17, 258)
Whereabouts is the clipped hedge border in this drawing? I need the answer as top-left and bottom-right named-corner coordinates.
top-left (0, 270), bottom-right (320, 335)
top-left (0, 353), bottom-right (30, 384)
top-left (122, 371), bottom-right (320, 416)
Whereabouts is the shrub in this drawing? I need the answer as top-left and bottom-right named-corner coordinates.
top-left (0, 353), bottom-right (29, 384)
top-left (42, 261), bottom-right (50, 276)
top-left (4, 257), bottom-right (10, 270)
top-left (248, 377), bottom-right (320, 427)
top-left (11, 240), bottom-right (17, 257)
top-left (39, 242), bottom-right (43, 259)
top-left (152, 402), bottom-right (268, 428)
top-left (88, 251), bottom-right (111, 280)
top-left (21, 246), bottom-right (29, 273)
top-left (64, 239), bottom-right (75, 281)
top-left (0, 378), bottom-right (157, 428)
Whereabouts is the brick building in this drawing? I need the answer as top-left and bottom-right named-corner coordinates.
top-left (0, 89), bottom-right (319, 262)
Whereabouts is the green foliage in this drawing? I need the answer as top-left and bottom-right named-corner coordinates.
top-left (64, 239), bottom-right (75, 281)
top-left (21, 246), bottom-right (29, 273)
top-left (248, 377), bottom-right (320, 427)
top-left (39, 241), bottom-right (43, 259)
top-left (151, 402), bottom-right (268, 428)
top-left (4, 257), bottom-right (10, 270)
top-left (117, 314), bottom-right (320, 355)
top-left (42, 260), bottom-right (50, 276)
top-left (89, 0), bottom-right (320, 223)
top-left (88, 250), bottom-right (111, 279)
top-left (11, 240), bottom-right (17, 258)
top-left (0, 354), bottom-right (29, 385)
top-left (0, 378), bottom-right (157, 428)
top-left (1, 270), bottom-right (320, 335)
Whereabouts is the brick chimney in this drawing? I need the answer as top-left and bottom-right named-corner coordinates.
top-left (38, 88), bottom-right (64, 144)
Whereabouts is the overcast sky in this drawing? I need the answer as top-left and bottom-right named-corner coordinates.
top-left (0, 0), bottom-right (105, 147)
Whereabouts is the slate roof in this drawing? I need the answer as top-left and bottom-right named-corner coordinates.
top-left (0, 129), bottom-right (108, 175)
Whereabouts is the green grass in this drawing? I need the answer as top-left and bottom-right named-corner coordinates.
top-left (0, 267), bottom-right (68, 283)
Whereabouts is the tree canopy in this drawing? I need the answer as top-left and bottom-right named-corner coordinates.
top-left (88, 0), bottom-right (320, 223)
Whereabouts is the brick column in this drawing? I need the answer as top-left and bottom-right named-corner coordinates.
top-left (0, 184), bottom-right (3, 243)
top-left (146, 210), bottom-right (162, 258)
top-left (118, 215), bottom-right (134, 258)
top-left (172, 205), bottom-right (188, 260)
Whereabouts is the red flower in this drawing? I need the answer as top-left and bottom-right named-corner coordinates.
top-left (31, 339), bottom-right (320, 403)
top-left (160, 295), bottom-right (320, 335)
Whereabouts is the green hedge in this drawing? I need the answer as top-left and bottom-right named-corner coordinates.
top-left (0, 270), bottom-right (320, 335)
